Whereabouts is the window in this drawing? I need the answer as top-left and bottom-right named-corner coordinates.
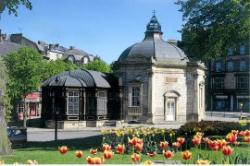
top-left (227, 48), bottom-right (233, 56)
top-left (237, 98), bottom-right (250, 110)
top-left (87, 92), bottom-right (96, 114)
top-left (227, 61), bottom-right (234, 72)
top-left (83, 57), bottom-right (89, 64)
top-left (237, 76), bottom-right (249, 89)
top-left (67, 55), bottom-right (75, 62)
top-left (199, 85), bottom-right (203, 108)
top-left (213, 77), bottom-right (224, 89)
top-left (97, 91), bottom-right (107, 115)
top-left (214, 99), bottom-right (228, 110)
top-left (67, 90), bottom-right (79, 115)
top-left (240, 45), bottom-right (246, 55)
top-left (215, 62), bottom-right (222, 72)
top-left (166, 98), bottom-right (176, 121)
top-left (240, 61), bottom-right (247, 71)
top-left (131, 87), bottom-right (140, 106)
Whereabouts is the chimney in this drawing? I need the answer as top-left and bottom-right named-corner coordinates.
top-left (10, 33), bottom-right (23, 44)
top-left (0, 30), bottom-right (7, 42)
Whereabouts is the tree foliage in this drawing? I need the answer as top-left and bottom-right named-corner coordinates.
top-left (42, 60), bottom-right (78, 81)
top-left (81, 59), bottom-right (111, 73)
top-left (4, 47), bottom-right (43, 127)
top-left (176, 0), bottom-right (250, 60)
top-left (0, 0), bottom-right (32, 16)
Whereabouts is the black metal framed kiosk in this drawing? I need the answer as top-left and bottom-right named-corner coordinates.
top-left (41, 69), bottom-right (121, 129)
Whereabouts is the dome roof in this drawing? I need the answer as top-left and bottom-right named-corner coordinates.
top-left (42, 69), bottom-right (113, 88)
top-left (118, 14), bottom-right (187, 62)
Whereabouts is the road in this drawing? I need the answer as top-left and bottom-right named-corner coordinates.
top-left (27, 128), bottom-right (101, 142)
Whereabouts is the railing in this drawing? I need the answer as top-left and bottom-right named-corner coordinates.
top-left (127, 107), bottom-right (142, 116)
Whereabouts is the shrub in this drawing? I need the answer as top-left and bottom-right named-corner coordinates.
top-left (177, 121), bottom-right (245, 136)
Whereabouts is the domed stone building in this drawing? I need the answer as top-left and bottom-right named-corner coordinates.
top-left (114, 14), bottom-right (206, 124)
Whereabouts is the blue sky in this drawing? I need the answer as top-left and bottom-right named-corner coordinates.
top-left (0, 0), bottom-right (183, 63)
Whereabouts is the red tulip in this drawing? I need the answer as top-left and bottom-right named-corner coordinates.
top-left (192, 136), bottom-right (202, 146)
top-left (58, 146), bottom-right (68, 155)
top-left (86, 156), bottom-right (95, 164)
top-left (163, 150), bottom-right (174, 159)
top-left (182, 150), bottom-right (192, 160)
top-left (128, 137), bottom-right (143, 146)
top-left (94, 157), bottom-right (103, 164)
top-left (159, 141), bottom-right (169, 149)
top-left (226, 133), bottom-right (237, 143)
top-left (131, 153), bottom-right (141, 163)
top-left (217, 139), bottom-right (228, 149)
top-left (177, 137), bottom-right (185, 145)
top-left (240, 130), bottom-right (250, 137)
top-left (102, 144), bottom-right (111, 151)
top-left (231, 130), bottom-right (239, 135)
top-left (243, 136), bottom-right (250, 143)
top-left (103, 150), bottom-right (113, 160)
top-left (222, 146), bottom-right (233, 156)
top-left (75, 150), bottom-right (83, 158)
top-left (135, 143), bottom-right (143, 152)
top-left (172, 142), bottom-right (181, 149)
top-left (86, 156), bottom-right (104, 164)
top-left (116, 144), bottom-right (125, 154)
top-left (245, 130), bottom-right (250, 136)
top-left (90, 149), bottom-right (97, 155)
top-left (208, 140), bottom-right (219, 151)
top-left (147, 152), bottom-right (156, 157)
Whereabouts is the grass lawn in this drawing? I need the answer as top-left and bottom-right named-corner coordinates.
top-left (0, 136), bottom-right (250, 164)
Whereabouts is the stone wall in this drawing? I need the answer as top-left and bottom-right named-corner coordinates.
top-left (151, 67), bottom-right (187, 124)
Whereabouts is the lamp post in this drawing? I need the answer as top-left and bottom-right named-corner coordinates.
top-left (239, 102), bottom-right (243, 116)
top-left (55, 109), bottom-right (59, 141)
top-left (50, 91), bottom-right (58, 141)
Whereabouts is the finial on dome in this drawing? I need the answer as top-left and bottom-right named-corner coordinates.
top-left (152, 9), bottom-right (156, 15)
top-left (145, 11), bottom-right (163, 38)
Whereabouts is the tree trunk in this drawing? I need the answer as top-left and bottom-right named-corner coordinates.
top-left (0, 107), bottom-right (12, 155)
top-left (23, 97), bottom-right (27, 128)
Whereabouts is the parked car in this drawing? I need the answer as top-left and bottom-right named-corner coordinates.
top-left (7, 127), bottom-right (27, 147)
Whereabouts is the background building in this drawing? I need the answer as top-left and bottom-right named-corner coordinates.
top-left (206, 40), bottom-right (250, 114)
top-left (62, 46), bottom-right (95, 65)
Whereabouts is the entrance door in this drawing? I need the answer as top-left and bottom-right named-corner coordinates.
top-left (165, 98), bottom-right (176, 121)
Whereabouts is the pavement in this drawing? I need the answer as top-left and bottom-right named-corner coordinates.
top-left (27, 128), bottom-right (101, 142)
top-left (27, 113), bottom-right (250, 142)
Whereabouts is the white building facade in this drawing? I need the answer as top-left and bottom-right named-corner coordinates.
top-left (115, 14), bottom-right (206, 124)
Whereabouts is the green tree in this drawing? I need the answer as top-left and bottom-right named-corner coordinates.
top-left (176, 0), bottom-right (250, 60)
top-left (4, 47), bottom-right (44, 128)
top-left (42, 60), bottom-right (78, 80)
top-left (0, 58), bottom-right (12, 155)
top-left (82, 59), bottom-right (111, 73)
top-left (0, 0), bottom-right (32, 16)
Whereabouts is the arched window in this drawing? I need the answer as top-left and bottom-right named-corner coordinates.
top-left (67, 55), bottom-right (75, 62)
top-left (83, 57), bottom-right (89, 64)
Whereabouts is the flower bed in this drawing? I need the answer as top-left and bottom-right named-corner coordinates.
top-left (0, 128), bottom-right (249, 164)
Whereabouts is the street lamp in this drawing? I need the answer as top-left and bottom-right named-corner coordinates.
top-left (239, 102), bottom-right (244, 116)
top-left (50, 90), bottom-right (58, 141)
